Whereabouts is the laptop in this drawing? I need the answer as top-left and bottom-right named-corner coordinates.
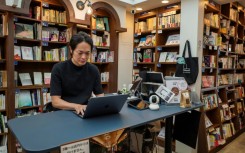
top-left (76, 94), bottom-right (128, 119)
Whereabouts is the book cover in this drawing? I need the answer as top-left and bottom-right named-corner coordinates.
top-left (143, 49), bottom-right (152, 62)
top-left (18, 90), bottom-right (32, 107)
top-left (165, 34), bottom-right (180, 45)
top-left (21, 46), bottom-right (33, 60)
top-left (14, 46), bottom-right (21, 60)
top-left (15, 23), bottom-right (34, 39)
top-left (33, 72), bottom-right (43, 85)
top-left (19, 73), bottom-right (33, 86)
top-left (44, 73), bottom-right (51, 85)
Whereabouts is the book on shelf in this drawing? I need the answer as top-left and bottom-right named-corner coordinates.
top-left (96, 18), bottom-right (105, 30)
top-left (42, 88), bottom-right (51, 105)
top-left (30, 89), bottom-right (41, 106)
top-left (14, 46), bottom-right (21, 60)
top-left (165, 34), bottom-right (180, 45)
top-left (15, 23), bottom-right (34, 39)
top-left (202, 94), bottom-right (218, 110)
top-left (103, 17), bottom-right (110, 31)
top-left (165, 52), bottom-right (177, 62)
top-left (5, 0), bottom-right (22, 8)
top-left (21, 46), bottom-right (33, 60)
top-left (202, 76), bottom-right (215, 88)
top-left (17, 90), bottom-right (32, 107)
top-left (0, 94), bottom-right (5, 110)
top-left (159, 52), bottom-right (168, 62)
top-left (33, 72), bottom-right (43, 85)
top-left (19, 73), bottom-right (33, 86)
top-left (44, 73), bottom-right (51, 85)
top-left (50, 31), bottom-right (59, 42)
top-left (143, 49), bottom-right (153, 62)
top-left (203, 55), bottom-right (216, 67)
top-left (0, 14), bottom-right (8, 36)
top-left (33, 6), bottom-right (41, 20)
top-left (101, 72), bottom-right (109, 82)
top-left (204, 114), bottom-right (213, 128)
top-left (0, 71), bottom-right (7, 88)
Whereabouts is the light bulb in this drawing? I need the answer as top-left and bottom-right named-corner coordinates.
top-left (162, 0), bottom-right (169, 3)
top-left (87, 6), bottom-right (93, 15)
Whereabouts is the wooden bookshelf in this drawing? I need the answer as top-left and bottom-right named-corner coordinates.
top-left (133, 3), bottom-right (181, 81)
top-left (200, 1), bottom-right (245, 153)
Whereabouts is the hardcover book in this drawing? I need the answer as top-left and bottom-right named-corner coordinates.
top-left (15, 23), bottom-right (34, 39)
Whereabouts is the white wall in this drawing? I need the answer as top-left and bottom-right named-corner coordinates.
top-left (118, 12), bottom-right (134, 90)
top-left (69, 0), bottom-right (126, 28)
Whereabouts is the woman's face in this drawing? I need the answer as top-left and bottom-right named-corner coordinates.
top-left (71, 41), bottom-right (91, 66)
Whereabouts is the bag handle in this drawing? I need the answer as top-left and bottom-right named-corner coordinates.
top-left (182, 40), bottom-right (192, 58)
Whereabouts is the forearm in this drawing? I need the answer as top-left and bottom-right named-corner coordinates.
top-left (51, 96), bottom-right (78, 110)
top-left (96, 93), bottom-right (104, 97)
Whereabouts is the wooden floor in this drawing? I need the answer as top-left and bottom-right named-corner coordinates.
top-left (218, 132), bottom-right (245, 153)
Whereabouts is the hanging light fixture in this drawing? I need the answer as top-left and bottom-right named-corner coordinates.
top-left (162, 0), bottom-right (169, 3)
top-left (76, 0), bottom-right (93, 15)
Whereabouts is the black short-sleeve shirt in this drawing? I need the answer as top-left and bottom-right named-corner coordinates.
top-left (50, 59), bottom-right (103, 105)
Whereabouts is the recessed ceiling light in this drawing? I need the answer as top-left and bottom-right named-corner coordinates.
top-left (136, 8), bottom-right (143, 11)
top-left (162, 0), bottom-right (169, 3)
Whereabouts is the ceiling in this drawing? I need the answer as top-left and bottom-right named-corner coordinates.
top-left (104, 0), bottom-right (245, 13)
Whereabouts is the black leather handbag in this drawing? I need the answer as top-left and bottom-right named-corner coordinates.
top-left (175, 40), bottom-right (199, 85)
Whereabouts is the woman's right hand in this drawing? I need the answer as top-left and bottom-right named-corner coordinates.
top-left (74, 104), bottom-right (87, 115)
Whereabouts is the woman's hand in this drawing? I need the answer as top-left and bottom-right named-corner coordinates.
top-left (74, 104), bottom-right (87, 115)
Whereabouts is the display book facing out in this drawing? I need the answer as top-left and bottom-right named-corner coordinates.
top-left (201, 1), bottom-right (245, 152)
top-left (132, 2), bottom-right (181, 82)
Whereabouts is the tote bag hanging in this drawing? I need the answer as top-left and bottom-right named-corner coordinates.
top-left (175, 40), bottom-right (198, 85)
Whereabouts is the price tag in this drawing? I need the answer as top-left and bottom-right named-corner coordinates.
top-left (157, 47), bottom-right (162, 51)
top-left (214, 46), bottom-right (217, 50)
top-left (42, 42), bottom-right (48, 46)
top-left (42, 2), bottom-right (49, 7)
top-left (158, 30), bottom-right (162, 34)
top-left (42, 21), bottom-right (48, 27)
top-left (151, 30), bottom-right (156, 34)
top-left (13, 17), bottom-right (18, 22)
top-left (157, 63), bottom-right (161, 68)
top-left (14, 61), bottom-right (18, 65)
top-left (60, 140), bottom-right (89, 153)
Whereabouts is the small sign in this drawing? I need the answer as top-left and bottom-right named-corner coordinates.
top-left (14, 39), bottom-right (17, 44)
top-left (92, 30), bottom-right (96, 34)
top-left (14, 61), bottom-right (18, 65)
top-left (157, 47), bottom-right (162, 51)
top-left (60, 140), bottom-right (89, 153)
top-left (42, 2), bottom-right (49, 7)
top-left (209, 45), bottom-right (212, 50)
top-left (13, 17), bottom-right (18, 22)
top-left (42, 42), bottom-right (48, 46)
top-left (133, 63), bottom-right (137, 67)
top-left (157, 63), bottom-right (161, 68)
top-left (151, 30), bottom-right (156, 34)
top-left (158, 30), bottom-right (162, 34)
top-left (214, 46), bottom-right (217, 50)
top-left (42, 21), bottom-right (48, 27)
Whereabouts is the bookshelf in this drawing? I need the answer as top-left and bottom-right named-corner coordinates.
top-left (201, 1), bottom-right (245, 152)
top-left (133, 3), bottom-right (181, 81)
